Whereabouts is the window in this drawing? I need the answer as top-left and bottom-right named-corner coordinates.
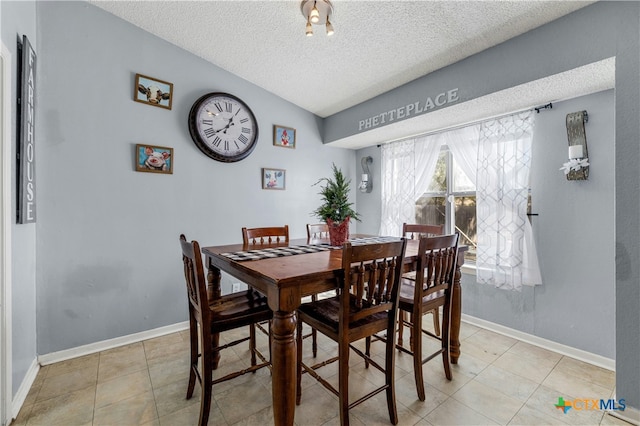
top-left (381, 110), bottom-right (540, 289)
top-left (416, 147), bottom-right (477, 262)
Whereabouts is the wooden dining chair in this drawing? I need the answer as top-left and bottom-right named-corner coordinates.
top-left (296, 238), bottom-right (407, 425)
top-left (241, 226), bottom-right (289, 351)
top-left (399, 223), bottom-right (445, 345)
top-left (306, 223), bottom-right (329, 239)
top-left (303, 223), bottom-right (331, 354)
top-left (242, 225), bottom-right (289, 245)
top-left (397, 234), bottom-right (459, 401)
top-left (179, 234), bottom-right (273, 426)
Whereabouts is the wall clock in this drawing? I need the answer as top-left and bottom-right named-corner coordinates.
top-left (188, 92), bottom-right (259, 163)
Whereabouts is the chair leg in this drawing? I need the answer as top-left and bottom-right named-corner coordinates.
top-left (296, 318), bottom-right (303, 405)
top-left (269, 320), bottom-right (273, 368)
top-left (442, 303), bottom-right (452, 380)
top-left (412, 310), bottom-right (426, 401)
top-left (311, 295), bottom-right (318, 357)
top-left (365, 336), bottom-right (371, 368)
top-left (338, 340), bottom-right (350, 426)
top-left (250, 323), bottom-right (257, 367)
top-left (397, 311), bottom-right (406, 346)
top-left (312, 328), bottom-right (317, 357)
top-left (385, 318), bottom-right (399, 425)
top-left (187, 315), bottom-right (198, 399)
top-left (198, 355), bottom-right (213, 426)
top-left (432, 308), bottom-right (440, 337)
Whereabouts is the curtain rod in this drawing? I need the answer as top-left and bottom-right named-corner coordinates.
top-left (378, 103), bottom-right (549, 147)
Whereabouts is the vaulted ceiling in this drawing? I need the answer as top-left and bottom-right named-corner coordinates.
top-left (91, 1), bottom-right (613, 148)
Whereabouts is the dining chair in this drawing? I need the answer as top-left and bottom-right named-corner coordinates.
top-left (241, 226), bottom-right (289, 351)
top-left (397, 234), bottom-right (459, 401)
top-left (306, 223), bottom-right (329, 239)
top-left (303, 223), bottom-right (331, 354)
top-left (242, 225), bottom-right (289, 245)
top-left (399, 223), bottom-right (445, 345)
top-left (296, 238), bottom-right (407, 425)
top-left (179, 234), bottom-right (273, 426)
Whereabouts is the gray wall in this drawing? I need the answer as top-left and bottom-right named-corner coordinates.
top-left (347, 1), bottom-right (639, 411)
top-left (33, 1), bottom-right (354, 355)
top-left (1, 0), bottom-right (38, 396)
top-left (465, 91), bottom-right (614, 353)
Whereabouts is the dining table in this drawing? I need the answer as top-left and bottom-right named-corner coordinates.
top-left (201, 235), bottom-right (467, 426)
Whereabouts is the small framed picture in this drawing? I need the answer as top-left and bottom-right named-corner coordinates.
top-left (135, 144), bottom-right (174, 174)
top-left (262, 168), bottom-right (286, 190)
top-left (273, 125), bottom-right (296, 149)
top-left (134, 73), bottom-right (173, 110)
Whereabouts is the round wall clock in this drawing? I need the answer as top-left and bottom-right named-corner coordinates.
top-left (188, 92), bottom-right (259, 163)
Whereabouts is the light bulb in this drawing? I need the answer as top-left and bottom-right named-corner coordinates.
top-left (326, 17), bottom-right (334, 36)
top-left (310, 3), bottom-right (320, 24)
top-left (306, 20), bottom-right (313, 36)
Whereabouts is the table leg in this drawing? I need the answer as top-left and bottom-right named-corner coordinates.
top-left (206, 263), bottom-right (222, 369)
top-left (450, 253), bottom-right (464, 364)
top-left (271, 310), bottom-right (296, 426)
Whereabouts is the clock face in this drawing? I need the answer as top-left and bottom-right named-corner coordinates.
top-left (188, 92), bottom-right (259, 162)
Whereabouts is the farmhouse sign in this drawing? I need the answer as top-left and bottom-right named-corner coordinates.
top-left (358, 87), bottom-right (460, 132)
top-left (17, 35), bottom-right (36, 224)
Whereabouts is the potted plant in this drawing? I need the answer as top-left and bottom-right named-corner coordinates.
top-left (312, 164), bottom-right (361, 246)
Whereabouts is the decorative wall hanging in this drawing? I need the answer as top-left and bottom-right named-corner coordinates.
top-left (273, 125), bottom-right (296, 149)
top-left (134, 73), bottom-right (173, 110)
top-left (262, 168), bottom-right (286, 190)
top-left (135, 144), bottom-right (174, 174)
top-left (358, 156), bottom-right (373, 193)
top-left (17, 35), bottom-right (37, 224)
top-left (561, 110), bottom-right (589, 180)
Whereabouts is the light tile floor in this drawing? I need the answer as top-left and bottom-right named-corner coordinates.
top-left (12, 319), bottom-right (633, 426)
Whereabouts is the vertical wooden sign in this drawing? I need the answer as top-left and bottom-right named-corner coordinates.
top-left (17, 35), bottom-right (36, 223)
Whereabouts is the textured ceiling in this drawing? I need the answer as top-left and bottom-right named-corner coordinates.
top-left (90, 1), bottom-right (612, 148)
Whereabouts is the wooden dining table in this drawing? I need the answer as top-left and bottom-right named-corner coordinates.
top-left (201, 235), bottom-right (467, 426)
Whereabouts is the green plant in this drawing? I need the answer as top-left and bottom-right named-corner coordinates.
top-left (312, 164), bottom-right (361, 223)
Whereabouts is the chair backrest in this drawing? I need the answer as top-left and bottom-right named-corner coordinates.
top-left (339, 238), bottom-right (407, 324)
top-left (307, 223), bottom-right (329, 239)
top-left (402, 223), bottom-right (445, 240)
top-left (242, 225), bottom-right (289, 245)
top-left (414, 234), bottom-right (459, 302)
top-left (179, 234), bottom-right (211, 335)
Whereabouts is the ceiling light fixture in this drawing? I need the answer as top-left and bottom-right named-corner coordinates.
top-left (301, 0), bottom-right (334, 37)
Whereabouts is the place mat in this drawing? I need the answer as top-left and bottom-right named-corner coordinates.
top-left (348, 236), bottom-right (401, 246)
top-left (220, 236), bottom-right (401, 262)
top-left (220, 244), bottom-right (332, 261)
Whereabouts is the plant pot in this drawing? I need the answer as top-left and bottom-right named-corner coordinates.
top-left (326, 217), bottom-right (350, 246)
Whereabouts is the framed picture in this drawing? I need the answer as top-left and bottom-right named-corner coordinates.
top-left (262, 168), bottom-right (286, 190)
top-left (273, 125), bottom-right (296, 149)
top-left (134, 73), bottom-right (173, 110)
top-left (135, 144), bottom-right (174, 174)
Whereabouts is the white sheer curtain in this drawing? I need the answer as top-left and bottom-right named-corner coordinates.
top-left (476, 111), bottom-right (542, 290)
top-left (379, 135), bottom-right (442, 236)
top-left (444, 125), bottom-right (480, 183)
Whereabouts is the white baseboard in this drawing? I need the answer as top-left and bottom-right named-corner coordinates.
top-left (11, 358), bottom-right (38, 421)
top-left (461, 314), bottom-right (615, 371)
top-left (38, 321), bottom-right (189, 366)
top-left (606, 406), bottom-right (640, 426)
